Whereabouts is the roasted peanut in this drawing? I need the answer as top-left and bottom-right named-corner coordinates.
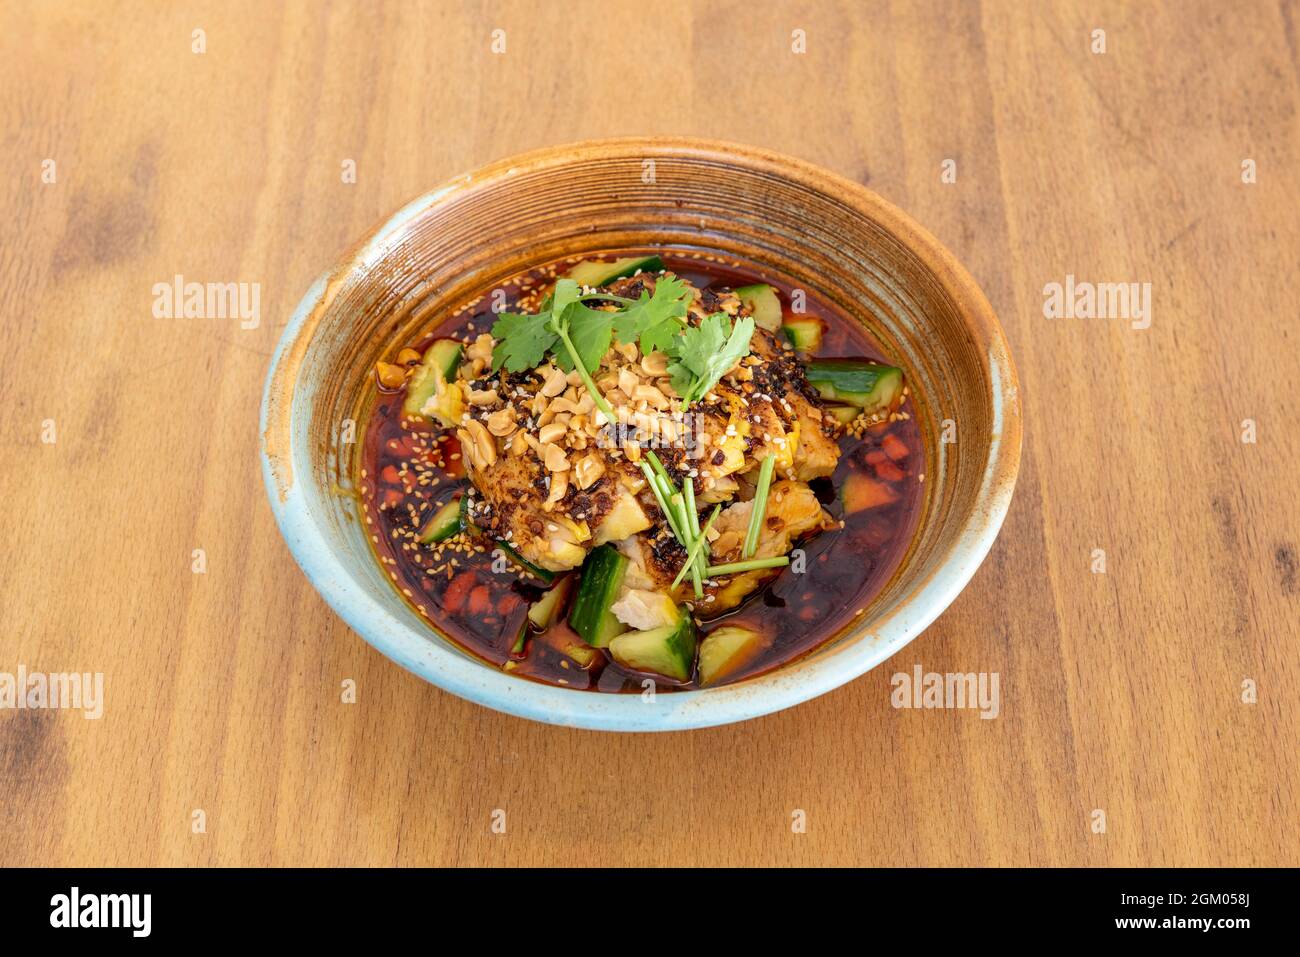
top-left (633, 383), bottom-right (669, 410)
top-left (640, 351), bottom-right (669, 376)
top-left (544, 469), bottom-right (569, 508)
top-left (538, 422), bottom-right (567, 445)
top-left (464, 419), bottom-right (496, 467)
top-left (376, 361), bottom-right (408, 389)
top-left (543, 443), bottom-right (569, 472)
top-left (540, 365), bottom-right (567, 397)
top-left (455, 428), bottom-right (477, 469)
top-left (573, 453), bottom-right (605, 490)
top-left (466, 333), bottom-right (494, 363)
top-left (486, 407), bottom-right (516, 437)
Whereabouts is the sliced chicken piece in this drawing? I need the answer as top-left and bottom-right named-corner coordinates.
top-left (743, 328), bottom-right (841, 481)
top-left (788, 396), bottom-right (840, 481)
top-left (611, 588), bottom-right (681, 631)
top-left (706, 480), bottom-right (837, 611)
top-left (616, 536), bottom-right (662, 590)
top-left (592, 485), bottom-right (652, 545)
top-left (698, 474), bottom-right (740, 504)
top-left (616, 529), bottom-right (686, 594)
top-left (463, 452), bottom-right (590, 572)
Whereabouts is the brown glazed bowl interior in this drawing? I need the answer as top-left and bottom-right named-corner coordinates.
top-left (260, 137), bottom-right (1022, 731)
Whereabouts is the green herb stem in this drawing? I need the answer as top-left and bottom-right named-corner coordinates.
top-left (683, 478), bottom-right (706, 580)
top-left (705, 556), bottom-right (790, 577)
top-left (666, 491), bottom-right (702, 597)
top-left (683, 478), bottom-right (700, 536)
top-left (668, 492), bottom-right (689, 535)
top-left (553, 324), bottom-right (617, 425)
top-left (644, 450), bottom-right (672, 487)
top-left (655, 475), bottom-right (679, 520)
top-left (640, 463), bottom-right (683, 540)
top-left (672, 504), bottom-right (722, 589)
top-left (665, 489), bottom-right (690, 540)
top-left (742, 454), bottom-right (778, 558)
top-left (640, 454), bottom-right (702, 593)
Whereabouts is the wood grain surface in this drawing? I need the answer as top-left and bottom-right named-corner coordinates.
top-left (1, 0), bottom-right (1296, 867)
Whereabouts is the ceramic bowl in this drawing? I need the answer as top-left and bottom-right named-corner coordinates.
top-left (260, 137), bottom-right (1021, 731)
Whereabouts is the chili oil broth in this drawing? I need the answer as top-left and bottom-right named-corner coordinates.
top-left (358, 252), bottom-right (925, 692)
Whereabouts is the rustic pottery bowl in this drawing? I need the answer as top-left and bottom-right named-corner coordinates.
top-left (260, 137), bottom-right (1021, 731)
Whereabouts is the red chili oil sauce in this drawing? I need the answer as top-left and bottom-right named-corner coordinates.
top-left (357, 251), bottom-right (925, 692)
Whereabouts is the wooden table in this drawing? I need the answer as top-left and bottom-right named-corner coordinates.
top-left (2, 0), bottom-right (1295, 867)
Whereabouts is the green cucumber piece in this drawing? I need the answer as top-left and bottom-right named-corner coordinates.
top-left (418, 496), bottom-right (463, 544)
top-left (781, 316), bottom-right (825, 352)
top-left (734, 283), bottom-right (783, 332)
top-left (527, 575), bottom-right (574, 629)
top-left (568, 544), bottom-right (630, 647)
top-left (403, 338), bottom-right (463, 417)
top-left (698, 625), bottom-right (767, 687)
top-left (563, 642), bottom-right (599, 668)
top-left (834, 370), bottom-right (903, 410)
top-left (824, 404), bottom-right (861, 426)
top-left (567, 255), bottom-right (664, 288)
top-left (459, 492), bottom-right (479, 533)
top-left (608, 614), bottom-right (697, 682)
top-left (497, 540), bottom-right (556, 584)
top-left (805, 359), bottom-right (904, 411)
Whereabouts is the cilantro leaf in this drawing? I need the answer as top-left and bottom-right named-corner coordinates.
top-left (546, 279), bottom-right (620, 425)
top-left (665, 313), bottom-right (755, 406)
top-left (552, 302), bottom-right (613, 374)
top-left (486, 272), bottom-right (745, 415)
top-left (543, 278), bottom-right (613, 374)
top-left (490, 311), bottom-right (556, 372)
top-left (612, 275), bottom-right (691, 356)
top-left (549, 278), bottom-right (581, 320)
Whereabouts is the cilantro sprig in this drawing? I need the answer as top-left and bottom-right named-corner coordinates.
top-left (490, 278), bottom-right (617, 423)
top-left (489, 269), bottom-right (753, 414)
top-left (665, 312), bottom-right (755, 407)
top-left (489, 311), bottom-right (557, 373)
top-left (611, 275), bottom-right (691, 356)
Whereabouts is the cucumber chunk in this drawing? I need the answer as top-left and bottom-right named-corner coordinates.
top-left (527, 575), bottom-right (574, 629)
top-left (698, 625), bottom-right (768, 687)
top-left (825, 404), bottom-right (861, 426)
top-left (418, 496), bottom-right (463, 544)
top-left (568, 545), bottom-right (630, 647)
top-left (497, 540), bottom-right (556, 584)
top-left (609, 588), bottom-right (682, 632)
top-left (458, 492), bottom-right (478, 533)
top-left (734, 283), bottom-right (783, 332)
top-left (805, 360), bottom-right (904, 412)
top-left (403, 338), bottom-right (463, 418)
top-left (563, 642), bottom-right (599, 668)
top-left (566, 255), bottom-right (664, 288)
top-left (781, 316), bottom-right (825, 352)
top-left (608, 614), bottom-right (696, 681)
